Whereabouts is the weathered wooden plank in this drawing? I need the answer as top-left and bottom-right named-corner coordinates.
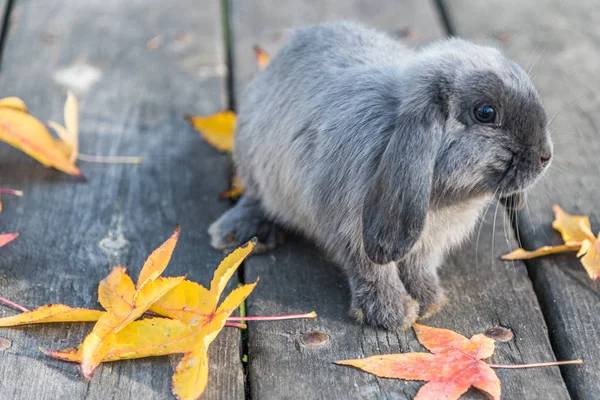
top-left (0, 1), bottom-right (242, 399)
top-left (442, 1), bottom-right (600, 397)
top-left (229, 1), bottom-right (568, 398)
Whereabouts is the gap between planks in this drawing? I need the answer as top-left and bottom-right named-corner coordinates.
top-left (220, 0), bottom-right (252, 399)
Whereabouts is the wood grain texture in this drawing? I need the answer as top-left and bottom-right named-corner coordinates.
top-left (230, 2), bottom-right (569, 398)
top-left (442, 1), bottom-right (600, 397)
top-left (0, 0), bottom-right (242, 399)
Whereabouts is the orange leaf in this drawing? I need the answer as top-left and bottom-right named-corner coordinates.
top-left (501, 243), bottom-right (581, 260)
top-left (219, 174), bottom-right (245, 200)
top-left (185, 111), bottom-right (236, 152)
top-left (80, 227), bottom-right (186, 378)
top-left (253, 44), bottom-right (271, 69)
top-left (48, 92), bottom-right (79, 163)
top-left (33, 235), bottom-right (258, 400)
top-left (336, 324), bottom-right (500, 400)
top-left (0, 106), bottom-right (82, 176)
top-left (149, 280), bottom-right (211, 324)
top-left (578, 233), bottom-right (600, 280)
top-left (97, 266), bottom-right (136, 314)
top-left (552, 205), bottom-right (591, 243)
top-left (210, 238), bottom-right (256, 304)
top-left (0, 304), bottom-right (103, 326)
top-left (0, 232), bottom-right (19, 247)
top-left (80, 269), bottom-right (184, 377)
top-left (0, 97), bottom-right (28, 112)
top-left (137, 224), bottom-right (180, 288)
top-left (40, 347), bottom-right (80, 362)
top-left (172, 346), bottom-right (209, 400)
top-left (43, 318), bottom-right (193, 363)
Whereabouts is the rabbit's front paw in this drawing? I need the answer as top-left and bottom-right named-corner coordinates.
top-left (208, 196), bottom-right (283, 253)
top-left (398, 266), bottom-right (446, 319)
top-left (350, 285), bottom-right (419, 331)
top-left (418, 291), bottom-right (448, 320)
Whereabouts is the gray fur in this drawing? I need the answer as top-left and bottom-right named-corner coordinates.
top-left (208, 22), bottom-right (552, 330)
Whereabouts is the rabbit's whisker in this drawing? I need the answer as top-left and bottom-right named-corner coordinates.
top-left (491, 192), bottom-right (503, 271)
top-left (475, 187), bottom-right (500, 274)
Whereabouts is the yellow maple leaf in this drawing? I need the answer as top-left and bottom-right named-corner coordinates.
top-left (501, 243), bottom-right (581, 260)
top-left (48, 91), bottom-right (79, 163)
top-left (185, 44), bottom-right (269, 155)
top-left (79, 226), bottom-right (185, 378)
top-left (502, 205), bottom-right (600, 280)
top-left (0, 97), bottom-right (28, 112)
top-left (0, 97), bottom-right (82, 176)
top-left (185, 110), bottom-right (236, 152)
top-left (0, 304), bottom-right (102, 326)
top-left (551, 205), bottom-right (591, 244)
top-left (575, 221), bottom-right (600, 280)
top-left (45, 238), bottom-right (258, 399)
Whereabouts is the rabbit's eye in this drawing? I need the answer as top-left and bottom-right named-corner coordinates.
top-left (474, 105), bottom-right (497, 124)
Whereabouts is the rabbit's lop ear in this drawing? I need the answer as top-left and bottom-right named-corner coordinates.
top-left (362, 104), bottom-right (444, 264)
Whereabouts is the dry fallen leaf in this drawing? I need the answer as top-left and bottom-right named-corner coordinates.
top-left (79, 226), bottom-right (185, 378)
top-left (552, 205), bottom-right (591, 244)
top-left (0, 227), bottom-right (261, 400)
top-left (49, 92), bottom-right (143, 164)
top-left (0, 304), bottom-right (103, 326)
top-left (0, 97), bottom-right (82, 176)
top-left (253, 44), bottom-right (271, 69)
top-left (502, 205), bottom-right (600, 280)
top-left (185, 111), bottom-right (236, 152)
top-left (45, 238), bottom-right (258, 400)
top-left (0, 233), bottom-right (19, 247)
top-left (48, 91), bottom-right (79, 163)
top-left (336, 324), bottom-right (500, 400)
top-left (186, 44), bottom-right (270, 197)
top-left (501, 243), bottom-right (580, 260)
top-left (219, 174), bottom-right (244, 200)
top-left (0, 97), bottom-right (27, 112)
top-left (576, 222), bottom-right (600, 280)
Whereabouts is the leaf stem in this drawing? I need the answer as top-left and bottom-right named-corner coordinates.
top-left (0, 189), bottom-right (23, 196)
top-left (225, 322), bottom-right (247, 329)
top-left (488, 360), bottom-right (583, 369)
top-left (228, 311), bottom-right (317, 321)
top-left (77, 153), bottom-right (144, 164)
top-left (0, 296), bottom-right (29, 312)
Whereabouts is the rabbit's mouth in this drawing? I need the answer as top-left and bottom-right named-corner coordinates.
top-left (493, 146), bottom-right (549, 198)
top-left (498, 192), bottom-right (526, 210)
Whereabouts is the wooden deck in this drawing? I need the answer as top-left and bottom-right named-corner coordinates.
top-left (0, 0), bottom-right (597, 399)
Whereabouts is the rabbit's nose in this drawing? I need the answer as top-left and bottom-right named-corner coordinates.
top-left (540, 138), bottom-right (553, 167)
top-left (540, 153), bottom-right (552, 167)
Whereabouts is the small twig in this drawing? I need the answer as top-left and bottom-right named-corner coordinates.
top-left (225, 322), bottom-right (247, 329)
top-left (77, 153), bottom-right (144, 164)
top-left (488, 360), bottom-right (583, 369)
top-left (228, 311), bottom-right (317, 321)
top-left (0, 296), bottom-right (29, 312)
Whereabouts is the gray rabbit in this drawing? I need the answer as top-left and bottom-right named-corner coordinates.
top-left (209, 22), bottom-right (552, 331)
